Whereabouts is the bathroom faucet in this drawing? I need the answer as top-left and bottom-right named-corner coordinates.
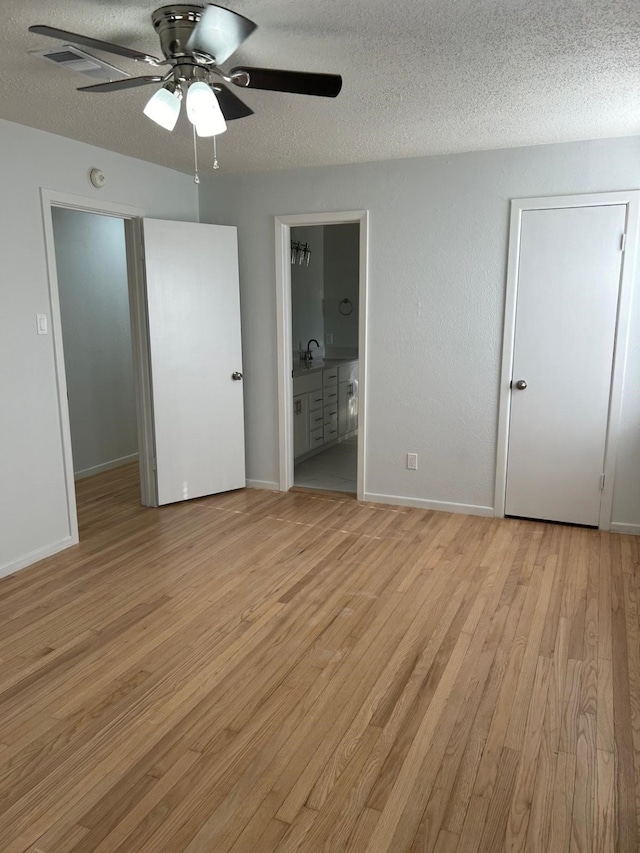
top-left (304, 339), bottom-right (320, 361)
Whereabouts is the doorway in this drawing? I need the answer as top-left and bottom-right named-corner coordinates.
top-left (275, 211), bottom-right (368, 499)
top-left (495, 191), bottom-right (639, 530)
top-left (290, 223), bottom-right (359, 493)
top-left (42, 190), bottom-right (156, 547)
top-left (51, 208), bottom-right (139, 491)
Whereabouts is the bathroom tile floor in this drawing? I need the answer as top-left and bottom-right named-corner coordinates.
top-left (294, 436), bottom-right (357, 493)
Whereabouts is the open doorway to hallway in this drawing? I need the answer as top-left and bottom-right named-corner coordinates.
top-left (52, 208), bottom-right (138, 481)
top-left (50, 206), bottom-right (143, 538)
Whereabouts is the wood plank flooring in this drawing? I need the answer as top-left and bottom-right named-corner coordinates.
top-left (0, 463), bottom-right (638, 851)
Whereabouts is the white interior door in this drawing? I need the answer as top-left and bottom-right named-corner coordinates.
top-left (143, 218), bottom-right (245, 505)
top-left (505, 204), bottom-right (626, 526)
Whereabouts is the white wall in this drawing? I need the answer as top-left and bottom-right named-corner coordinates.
top-left (199, 136), bottom-right (640, 528)
top-left (291, 225), bottom-right (324, 358)
top-left (52, 208), bottom-right (137, 478)
top-left (0, 118), bottom-right (199, 576)
top-left (323, 223), bottom-right (359, 357)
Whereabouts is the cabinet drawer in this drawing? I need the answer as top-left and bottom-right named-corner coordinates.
top-left (323, 368), bottom-right (338, 386)
top-left (323, 404), bottom-right (338, 424)
top-left (323, 387), bottom-right (338, 405)
top-left (309, 390), bottom-right (324, 411)
top-left (293, 372), bottom-right (323, 396)
top-left (309, 426), bottom-right (324, 446)
top-left (310, 409), bottom-right (324, 429)
top-left (324, 425), bottom-right (338, 442)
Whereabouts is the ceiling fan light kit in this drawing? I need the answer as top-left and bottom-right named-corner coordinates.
top-left (143, 83), bottom-right (182, 131)
top-left (185, 80), bottom-right (227, 136)
top-left (28, 3), bottom-right (342, 177)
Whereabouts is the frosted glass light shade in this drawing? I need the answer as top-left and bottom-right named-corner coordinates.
top-left (186, 81), bottom-right (227, 136)
top-left (143, 87), bottom-right (181, 131)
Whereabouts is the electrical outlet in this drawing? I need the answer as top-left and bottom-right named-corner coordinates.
top-left (407, 453), bottom-right (418, 470)
top-left (326, 332), bottom-right (333, 345)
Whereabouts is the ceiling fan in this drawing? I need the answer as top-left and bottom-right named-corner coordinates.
top-left (28, 4), bottom-right (343, 139)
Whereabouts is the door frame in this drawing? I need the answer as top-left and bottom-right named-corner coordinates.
top-left (494, 190), bottom-right (640, 530)
top-left (41, 189), bottom-right (158, 545)
top-left (275, 210), bottom-right (369, 499)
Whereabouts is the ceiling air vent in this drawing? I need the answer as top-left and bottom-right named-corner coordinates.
top-left (29, 45), bottom-right (130, 82)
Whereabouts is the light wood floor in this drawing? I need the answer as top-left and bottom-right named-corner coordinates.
top-left (0, 464), bottom-right (638, 852)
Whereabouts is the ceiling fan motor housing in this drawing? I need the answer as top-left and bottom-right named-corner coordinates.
top-left (151, 5), bottom-right (204, 60)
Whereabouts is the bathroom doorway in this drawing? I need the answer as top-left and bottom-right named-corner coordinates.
top-left (290, 223), bottom-right (359, 493)
top-left (275, 211), bottom-right (368, 499)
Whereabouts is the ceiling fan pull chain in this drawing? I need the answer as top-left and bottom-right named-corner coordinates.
top-left (213, 135), bottom-right (220, 170)
top-left (192, 123), bottom-right (200, 184)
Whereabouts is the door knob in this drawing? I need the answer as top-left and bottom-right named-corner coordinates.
top-left (515, 379), bottom-right (527, 390)
top-left (231, 371), bottom-right (243, 381)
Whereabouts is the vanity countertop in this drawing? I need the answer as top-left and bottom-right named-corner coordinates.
top-left (292, 357), bottom-right (357, 378)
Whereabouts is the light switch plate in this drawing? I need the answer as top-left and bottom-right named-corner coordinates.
top-left (36, 314), bottom-right (48, 335)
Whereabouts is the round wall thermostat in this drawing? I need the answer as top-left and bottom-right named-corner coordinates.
top-left (89, 168), bottom-right (106, 188)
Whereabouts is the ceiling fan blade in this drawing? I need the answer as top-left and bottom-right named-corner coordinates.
top-left (186, 5), bottom-right (257, 65)
top-left (214, 85), bottom-right (254, 121)
top-left (230, 67), bottom-right (342, 98)
top-left (77, 76), bottom-right (164, 93)
top-left (29, 25), bottom-right (162, 65)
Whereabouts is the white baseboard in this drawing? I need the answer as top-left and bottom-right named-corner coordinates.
top-left (363, 492), bottom-right (494, 517)
top-left (610, 522), bottom-right (640, 536)
top-left (0, 536), bottom-right (76, 579)
top-left (74, 453), bottom-right (138, 481)
top-left (246, 479), bottom-right (280, 491)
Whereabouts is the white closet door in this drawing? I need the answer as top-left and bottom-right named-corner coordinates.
top-left (143, 219), bottom-right (245, 505)
top-left (505, 204), bottom-right (626, 526)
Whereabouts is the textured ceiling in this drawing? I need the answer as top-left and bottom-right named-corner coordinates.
top-left (2, 1), bottom-right (640, 174)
